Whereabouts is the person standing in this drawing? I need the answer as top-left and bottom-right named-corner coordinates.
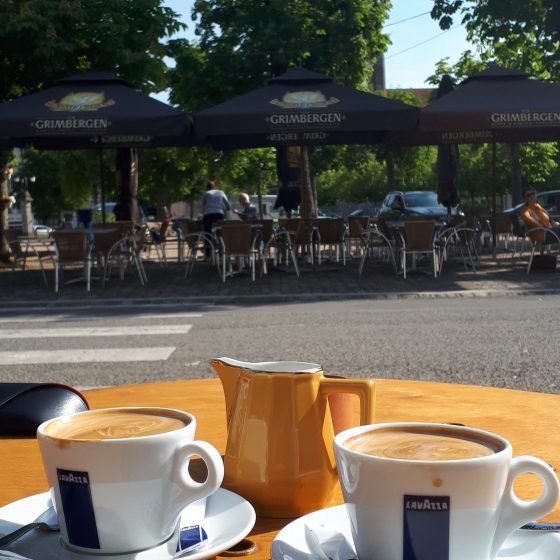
top-left (202, 180), bottom-right (231, 256)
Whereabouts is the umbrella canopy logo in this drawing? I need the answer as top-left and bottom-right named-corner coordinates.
top-left (490, 110), bottom-right (560, 127)
top-left (45, 91), bottom-right (115, 112)
top-left (268, 91), bottom-right (344, 131)
top-left (270, 90), bottom-right (339, 109)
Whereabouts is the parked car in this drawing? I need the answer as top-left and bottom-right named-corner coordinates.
top-left (348, 207), bottom-right (379, 219)
top-left (33, 224), bottom-right (54, 236)
top-left (8, 207), bottom-right (22, 229)
top-left (93, 202), bottom-right (149, 224)
top-left (503, 189), bottom-right (560, 216)
top-left (377, 191), bottom-right (462, 220)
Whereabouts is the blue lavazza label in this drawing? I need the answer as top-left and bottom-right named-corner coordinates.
top-left (403, 495), bottom-right (450, 560)
top-left (57, 468), bottom-right (100, 549)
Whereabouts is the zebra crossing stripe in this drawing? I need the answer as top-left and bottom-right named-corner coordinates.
top-left (0, 347), bottom-right (176, 365)
top-left (0, 325), bottom-right (192, 339)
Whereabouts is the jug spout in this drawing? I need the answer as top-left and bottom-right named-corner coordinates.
top-left (209, 357), bottom-right (244, 429)
top-left (209, 357), bottom-right (323, 430)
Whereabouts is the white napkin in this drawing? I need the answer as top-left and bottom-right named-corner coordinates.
top-left (304, 523), bottom-right (356, 560)
top-left (176, 497), bottom-right (212, 556)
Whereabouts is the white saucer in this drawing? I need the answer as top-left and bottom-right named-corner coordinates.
top-left (271, 505), bottom-right (560, 560)
top-left (0, 488), bottom-right (255, 560)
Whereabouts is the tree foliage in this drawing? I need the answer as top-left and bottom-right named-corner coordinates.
top-left (0, 0), bottom-right (183, 100)
top-left (431, 0), bottom-right (560, 78)
top-left (0, 0), bottom-right (185, 228)
top-left (170, 0), bottom-right (391, 113)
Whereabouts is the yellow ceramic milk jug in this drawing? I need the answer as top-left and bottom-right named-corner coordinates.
top-left (210, 357), bottom-right (375, 517)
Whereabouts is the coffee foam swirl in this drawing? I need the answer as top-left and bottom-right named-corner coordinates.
top-left (45, 410), bottom-right (186, 441)
top-left (344, 429), bottom-right (495, 461)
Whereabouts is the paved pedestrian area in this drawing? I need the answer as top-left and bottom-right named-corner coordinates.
top-left (1, 250), bottom-right (559, 306)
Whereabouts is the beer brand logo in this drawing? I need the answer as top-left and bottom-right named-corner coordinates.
top-left (270, 90), bottom-right (339, 109)
top-left (441, 130), bottom-right (493, 142)
top-left (491, 110), bottom-right (560, 127)
top-left (45, 91), bottom-right (115, 112)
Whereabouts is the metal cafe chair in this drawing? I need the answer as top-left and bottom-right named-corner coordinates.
top-left (526, 227), bottom-right (560, 274)
top-left (358, 227), bottom-right (398, 276)
top-left (52, 230), bottom-right (93, 292)
top-left (6, 230), bottom-right (56, 288)
top-left (400, 220), bottom-right (438, 279)
top-left (183, 231), bottom-right (221, 279)
top-left (435, 226), bottom-right (478, 276)
top-left (278, 218), bottom-right (319, 265)
top-left (346, 216), bottom-right (370, 258)
top-left (218, 222), bottom-right (263, 282)
top-left (314, 218), bottom-right (347, 265)
top-left (102, 232), bottom-right (147, 287)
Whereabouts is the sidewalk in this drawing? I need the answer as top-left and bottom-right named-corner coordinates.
top-left (1, 251), bottom-right (559, 307)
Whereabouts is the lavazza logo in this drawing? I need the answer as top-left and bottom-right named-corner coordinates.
top-left (491, 110), bottom-right (560, 127)
top-left (405, 496), bottom-right (450, 511)
top-left (58, 471), bottom-right (90, 484)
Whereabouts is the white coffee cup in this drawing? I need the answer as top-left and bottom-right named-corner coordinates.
top-left (333, 422), bottom-right (559, 560)
top-left (37, 407), bottom-right (224, 555)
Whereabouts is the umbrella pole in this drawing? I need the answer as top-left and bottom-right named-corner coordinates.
top-left (491, 140), bottom-right (497, 259)
top-left (256, 162), bottom-right (263, 219)
top-left (97, 139), bottom-right (106, 224)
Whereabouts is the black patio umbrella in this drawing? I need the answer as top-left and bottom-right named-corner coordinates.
top-left (194, 68), bottom-right (419, 149)
top-left (194, 68), bottom-right (419, 218)
top-left (0, 71), bottom-right (196, 221)
top-left (389, 65), bottom-right (560, 247)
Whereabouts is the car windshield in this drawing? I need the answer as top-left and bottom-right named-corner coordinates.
top-left (403, 192), bottom-right (439, 208)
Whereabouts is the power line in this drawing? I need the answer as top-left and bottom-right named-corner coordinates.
top-left (385, 24), bottom-right (462, 59)
top-left (384, 11), bottom-right (431, 28)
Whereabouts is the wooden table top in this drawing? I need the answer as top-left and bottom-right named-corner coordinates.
top-left (1, 378), bottom-right (558, 559)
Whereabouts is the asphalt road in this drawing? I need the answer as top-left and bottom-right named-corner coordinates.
top-left (1, 295), bottom-right (559, 394)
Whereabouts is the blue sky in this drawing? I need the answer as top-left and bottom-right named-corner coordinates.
top-left (162, 0), bottom-right (470, 89)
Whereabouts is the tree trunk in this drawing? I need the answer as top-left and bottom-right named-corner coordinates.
top-left (310, 174), bottom-right (318, 217)
top-left (115, 148), bottom-right (139, 223)
top-left (0, 165), bottom-right (11, 263)
top-left (385, 153), bottom-right (395, 193)
top-left (508, 143), bottom-right (522, 206)
top-left (299, 145), bottom-right (315, 219)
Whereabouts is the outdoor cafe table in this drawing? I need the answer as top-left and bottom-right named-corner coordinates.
top-left (1, 378), bottom-right (558, 559)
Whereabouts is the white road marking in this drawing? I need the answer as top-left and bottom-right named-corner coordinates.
top-left (0, 347), bottom-right (176, 365)
top-left (0, 313), bottom-right (203, 323)
top-left (0, 325), bottom-right (192, 339)
top-left (0, 303), bottom-right (205, 313)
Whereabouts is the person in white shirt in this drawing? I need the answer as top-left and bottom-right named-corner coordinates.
top-left (202, 180), bottom-right (231, 256)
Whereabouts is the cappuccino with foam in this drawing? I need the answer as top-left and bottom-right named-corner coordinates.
top-left (44, 409), bottom-right (186, 441)
top-left (343, 426), bottom-right (497, 461)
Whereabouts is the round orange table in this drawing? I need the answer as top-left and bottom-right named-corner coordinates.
top-left (1, 378), bottom-right (558, 559)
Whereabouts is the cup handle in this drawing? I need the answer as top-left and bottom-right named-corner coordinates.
top-left (173, 440), bottom-right (225, 504)
top-left (491, 456), bottom-right (560, 558)
top-left (320, 377), bottom-right (375, 433)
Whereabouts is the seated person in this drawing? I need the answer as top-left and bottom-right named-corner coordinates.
top-left (519, 188), bottom-right (560, 245)
top-left (233, 193), bottom-right (258, 221)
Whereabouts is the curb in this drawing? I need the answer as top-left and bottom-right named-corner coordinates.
top-left (2, 286), bottom-right (560, 310)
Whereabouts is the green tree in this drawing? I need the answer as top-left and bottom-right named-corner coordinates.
top-left (0, 1), bottom-right (185, 256)
top-left (431, 0), bottom-right (560, 78)
top-left (169, 0), bottom-right (393, 217)
top-left (0, 0), bottom-right (183, 100)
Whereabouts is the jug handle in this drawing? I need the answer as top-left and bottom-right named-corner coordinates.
top-left (320, 377), bottom-right (375, 429)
